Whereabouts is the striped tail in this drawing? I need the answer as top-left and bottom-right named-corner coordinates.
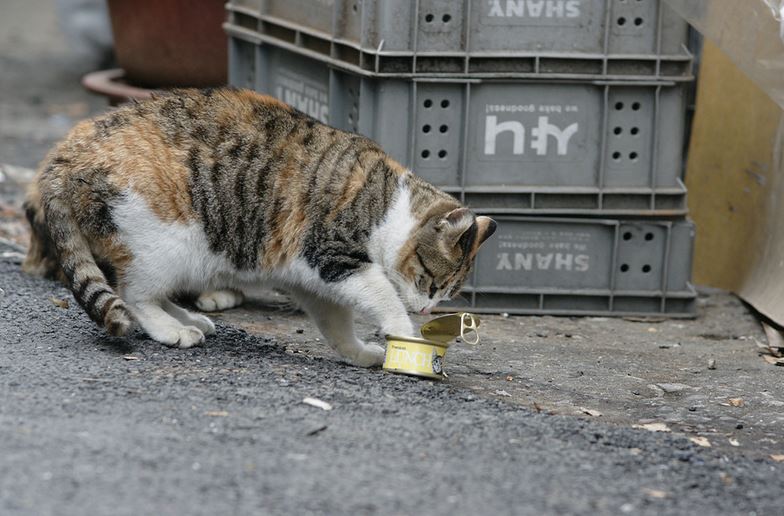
top-left (43, 197), bottom-right (133, 336)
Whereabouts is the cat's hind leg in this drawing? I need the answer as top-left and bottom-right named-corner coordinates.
top-left (161, 299), bottom-right (216, 336)
top-left (195, 289), bottom-right (244, 312)
top-left (290, 289), bottom-right (385, 367)
top-left (127, 301), bottom-right (205, 348)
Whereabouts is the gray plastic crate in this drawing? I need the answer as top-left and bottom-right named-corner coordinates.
top-left (225, 0), bottom-right (692, 80)
top-left (440, 216), bottom-right (696, 317)
top-left (230, 41), bottom-right (688, 214)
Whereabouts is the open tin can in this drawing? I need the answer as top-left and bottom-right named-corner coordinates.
top-left (383, 313), bottom-right (480, 380)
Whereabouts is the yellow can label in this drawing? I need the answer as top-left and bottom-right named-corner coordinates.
top-left (383, 340), bottom-right (447, 378)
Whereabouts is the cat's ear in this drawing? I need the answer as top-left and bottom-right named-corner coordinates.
top-left (475, 216), bottom-right (497, 248)
top-left (435, 208), bottom-right (485, 252)
top-left (436, 208), bottom-right (474, 245)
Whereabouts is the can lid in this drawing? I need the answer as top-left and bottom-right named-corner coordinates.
top-left (420, 312), bottom-right (480, 345)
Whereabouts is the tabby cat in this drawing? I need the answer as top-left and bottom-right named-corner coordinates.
top-left (23, 88), bottom-right (496, 367)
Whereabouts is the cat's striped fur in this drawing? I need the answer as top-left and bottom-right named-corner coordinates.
top-left (24, 88), bottom-right (495, 366)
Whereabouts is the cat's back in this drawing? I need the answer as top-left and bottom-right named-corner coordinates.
top-left (48, 88), bottom-right (297, 161)
top-left (36, 89), bottom-right (316, 221)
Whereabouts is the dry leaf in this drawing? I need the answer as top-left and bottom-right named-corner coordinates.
top-left (505, 375), bottom-right (514, 381)
top-left (643, 489), bottom-right (668, 499)
top-left (728, 438), bottom-right (740, 447)
top-left (532, 402), bottom-right (542, 413)
top-left (50, 297), bottom-right (69, 309)
top-left (765, 356), bottom-right (784, 366)
top-left (689, 436), bottom-right (712, 447)
top-left (728, 398), bottom-right (744, 407)
top-left (205, 411), bottom-right (229, 417)
top-left (770, 454), bottom-right (784, 462)
top-left (633, 422), bottom-right (671, 433)
top-left (495, 389), bottom-right (512, 397)
top-left (580, 407), bottom-right (603, 417)
top-left (302, 397), bottom-right (333, 411)
top-left (122, 355), bottom-right (140, 361)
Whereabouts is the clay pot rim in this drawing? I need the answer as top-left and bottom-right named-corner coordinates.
top-left (82, 68), bottom-right (155, 105)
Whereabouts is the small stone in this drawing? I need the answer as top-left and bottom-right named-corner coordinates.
top-left (633, 422), bottom-right (671, 432)
top-left (689, 436), bottom-right (711, 447)
top-left (295, 328), bottom-right (304, 334)
top-left (50, 297), bottom-right (69, 309)
top-left (655, 383), bottom-right (690, 394)
top-left (736, 423), bottom-right (744, 429)
top-left (707, 358), bottom-right (716, 370)
top-left (305, 424), bottom-right (328, 437)
top-left (302, 397), bottom-right (332, 411)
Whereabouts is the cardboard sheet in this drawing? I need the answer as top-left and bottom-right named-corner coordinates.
top-left (686, 41), bottom-right (784, 324)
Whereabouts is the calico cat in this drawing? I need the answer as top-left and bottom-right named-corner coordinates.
top-left (23, 88), bottom-right (496, 367)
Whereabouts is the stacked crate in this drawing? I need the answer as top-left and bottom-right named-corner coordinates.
top-left (225, 0), bottom-right (697, 317)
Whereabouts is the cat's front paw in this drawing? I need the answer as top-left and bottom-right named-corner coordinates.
top-left (188, 313), bottom-right (216, 335)
top-left (156, 326), bottom-right (205, 349)
top-left (196, 289), bottom-right (244, 312)
top-left (351, 343), bottom-right (386, 368)
top-left (382, 321), bottom-right (416, 339)
top-left (175, 326), bottom-right (206, 348)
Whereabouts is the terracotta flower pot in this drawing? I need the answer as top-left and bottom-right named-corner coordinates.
top-left (106, 0), bottom-right (227, 88)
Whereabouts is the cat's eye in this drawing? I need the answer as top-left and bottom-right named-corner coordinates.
top-left (429, 283), bottom-right (438, 298)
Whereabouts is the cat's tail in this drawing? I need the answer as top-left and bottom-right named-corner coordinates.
top-left (22, 183), bottom-right (65, 282)
top-left (43, 196), bottom-right (133, 336)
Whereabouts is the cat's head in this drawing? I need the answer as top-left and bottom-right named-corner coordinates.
top-left (395, 208), bottom-right (496, 314)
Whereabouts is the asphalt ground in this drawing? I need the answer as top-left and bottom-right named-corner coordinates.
top-left (1, 248), bottom-right (782, 516)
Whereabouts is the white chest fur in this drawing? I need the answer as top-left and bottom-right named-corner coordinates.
top-left (367, 182), bottom-right (417, 272)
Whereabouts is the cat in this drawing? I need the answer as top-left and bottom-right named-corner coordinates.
top-left (23, 88), bottom-right (496, 367)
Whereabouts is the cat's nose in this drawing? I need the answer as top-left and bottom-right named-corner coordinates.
top-left (419, 307), bottom-right (432, 315)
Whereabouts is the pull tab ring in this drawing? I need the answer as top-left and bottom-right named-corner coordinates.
top-left (460, 313), bottom-right (480, 345)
